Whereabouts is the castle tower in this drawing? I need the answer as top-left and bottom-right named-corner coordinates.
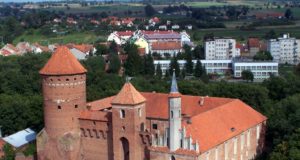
top-left (37, 46), bottom-right (87, 160)
top-left (111, 82), bottom-right (146, 160)
top-left (168, 71), bottom-right (182, 151)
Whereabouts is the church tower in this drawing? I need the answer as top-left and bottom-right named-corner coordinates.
top-left (168, 71), bottom-right (182, 151)
top-left (111, 82), bottom-right (146, 160)
top-left (37, 46), bottom-right (87, 160)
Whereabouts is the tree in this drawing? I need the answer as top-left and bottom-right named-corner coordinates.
top-left (264, 30), bottom-right (277, 39)
top-left (144, 54), bottom-right (155, 76)
top-left (108, 53), bottom-right (121, 74)
top-left (296, 63), bottom-right (300, 76)
top-left (109, 40), bottom-right (118, 54)
top-left (95, 44), bottom-right (108, 56)
top-left (155, 63), bottom-right (162, 79)
top-left (2, 144), bottom-right (15, 160)
top-left (285, 9), bottom-right (293, 19)
top-left (253, 51), bottom-right (273, 61)
top-left (194, 60), bottom-right (203, 78)
top-left (242, 70), bottom-right (254, 82)
top-left (124, 44), bottom-right (143, 76)
top-left (145, 4), bottom-right (156, 17)
top-left (184, 45), bottom-right (193, 75)
top-left (193, 45), bottom-right (205, 59)
top-left (169, 56), bottom-right (180, 77)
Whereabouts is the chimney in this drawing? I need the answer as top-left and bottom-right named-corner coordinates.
top-left (199, 97), bottom-right (204, 106)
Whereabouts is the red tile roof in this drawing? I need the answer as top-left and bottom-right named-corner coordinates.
top-left (117, 31), bottom-right (133, 37)
top-left (0, 139), bottom-right (6, 157)
top-left (248, 38), bottom-right (260, 48)
top-left (39, 46), bottom-right (87, 75)
top-left (88, 92), bottom-right (266, 153)
top-left (151, 41), bottom-right (182, 50)
top-left (111, 82), bottom-right (146, 105)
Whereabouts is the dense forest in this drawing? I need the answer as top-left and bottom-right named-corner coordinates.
top-left (0, 53), bottom-right (299, 159)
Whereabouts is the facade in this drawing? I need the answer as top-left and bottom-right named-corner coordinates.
top-left (267, 34), bottom-right (300, 64)
top-left (37, 46), bottom-right (267, 160)
top-left (107, 31), bottom-right (133, 45)
top-left (205, 38), bottom-right (240, 60)
top-left (232, 60), bottom-right (279, 79)
top-left (150, 42), bottom-right (182, 57)
top-left (154, 60), bottom-right (232, 75)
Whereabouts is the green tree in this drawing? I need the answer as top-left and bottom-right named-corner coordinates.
top-left (285, 9), bottom-right (293, 19)
top-left (242, 70), bottom-right (254, 82)
top-left (169, 56), bottom-right (180, 77)
top-left (155, 63), bottom-right (162, 79)
top-left (109, 41), bottom-right (118, 54)
top-left (193, 45), bottom-right (205, 59)
top-left (265, 30), bottom-right (277, 39)
top-left (200, 66), bottom-right (209, 83)
top-left (194, 60), bottom-right (203, 78)
top-left (145, 4), bottom-right (156, 17)
top-left (144, 54), bottom-right (155, 76)
top-left (95, 44), bottom-right (108, 56)
top-left (124, 44), bottom-right (143, 76)
top-left (108, 53), bottom-right (121, 74)
top-left (184, 45), bottom-right (193, 75)
top-left (296, 63), bottom-right (300, 76)
top-left (253, 51), bottom-right (273, 61)
top-left (2, 144), bottom-right (15, 160)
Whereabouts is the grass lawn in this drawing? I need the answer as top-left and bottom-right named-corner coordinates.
top-left (13, 31), bottom-right (105, 45)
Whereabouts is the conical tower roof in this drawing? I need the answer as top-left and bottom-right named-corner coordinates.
top-left (169, 70), bottom-right (181, 97)
top-left (39, 46), bottom-right (87, 75)
top-left (112, 82), bottom-right (146, 105)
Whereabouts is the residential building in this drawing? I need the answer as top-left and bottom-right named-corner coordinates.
top-left (150, 41), bottom-right (182, 56)
top-left (267, 34), bottom-right (300, 64)
top-left (107, 31), bottom-right (134, 45)
top-left (159, 25), bottom-right (167, 30)
top-left (205, 38), bottom-right (240, 60)
top-left (37, 46), bottom-right (267, 160)
top-left (67, 44), bottom-right (96, 60)
top-left (171, 24), bottom-right (180, 30)
top-left (134, 37), bottom-right (150, 54)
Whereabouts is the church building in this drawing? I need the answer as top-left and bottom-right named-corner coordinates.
top-left (36, 46), bottom-right (267, 160)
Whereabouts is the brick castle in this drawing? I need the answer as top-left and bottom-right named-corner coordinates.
top-left (36, 46), bottom-right (267, 160)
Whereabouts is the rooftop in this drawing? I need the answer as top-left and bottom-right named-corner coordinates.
top-left (3, 128), bottom-right (36, 148)
top-left (39, 46), bottom-right (87, 75)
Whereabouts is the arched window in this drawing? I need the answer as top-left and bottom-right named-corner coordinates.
top-left (140, 123), bottom-right (145, 131)
top-left (120, 109), bottom-right (125, 119)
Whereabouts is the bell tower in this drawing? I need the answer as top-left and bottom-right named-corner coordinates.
top-left (37, 46), bottom-right (87, 160)
top-left (168, 71), bottom-right (182, 151)
top-left (111, 82), bottom-right (146, 160)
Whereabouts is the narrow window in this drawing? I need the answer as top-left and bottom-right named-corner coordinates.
top-left (66, 78), bottom-right (69, 81)
top-left (171, 111), bottom-right (173, 118)
top-left (58, 105), bottom-right (61, 109)
top-left (152, 123), bottom-right (158, 130)
top-left (120, 109), bottom-right (125, 118)
top-left (75, 104), bottom-right (78, 108)
top-left (138, 108), bottom-right (142, 117)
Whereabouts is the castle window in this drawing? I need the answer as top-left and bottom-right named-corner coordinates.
top-left (120, 109), bottom-right (125, 119)
top-left (138, 108), bottom-right (142, 117)
top-left (58, 105), bottom-right (61, 109)
top-left (75, 104), bottom-right (78, 108)
top-left (140, 123), bottom-right (145, 131)
top-left (66, 78), bottom-right (69, 81)
top-left (74, 78), bottom-right (77, 80)
top-left (171, 111), bottom-right (173, 118)
top-left (152, 124), bottom-right (158, 130)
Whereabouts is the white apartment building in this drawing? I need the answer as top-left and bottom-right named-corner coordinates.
top-left (233, 60), bottom-right (279, 79)
top-left (205, 38), bottom-right (240, 60)
top-left (268, 34), bottom-right (300, 64)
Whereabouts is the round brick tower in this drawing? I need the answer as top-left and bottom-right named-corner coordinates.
top-left (37, 46), bottom-right (87, 160)
top-left (39, 46), bottom-right (87, 138)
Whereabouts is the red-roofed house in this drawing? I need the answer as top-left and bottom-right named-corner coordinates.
top-left (1, 44), bottom-right (21, 55)
top-left (0, 139), bottom-right (5, 158)
top-left (37, 47), bottom-right (267, 160)
top-left (150, 41), bottom-right (182, 56)
top-left (247, 38), bottom-right (267, 57)
top-left (107, 31), bottom-right (134, 45)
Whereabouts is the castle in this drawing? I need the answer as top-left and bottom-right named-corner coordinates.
top-left (36, 46), bottom-right (267, 160)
